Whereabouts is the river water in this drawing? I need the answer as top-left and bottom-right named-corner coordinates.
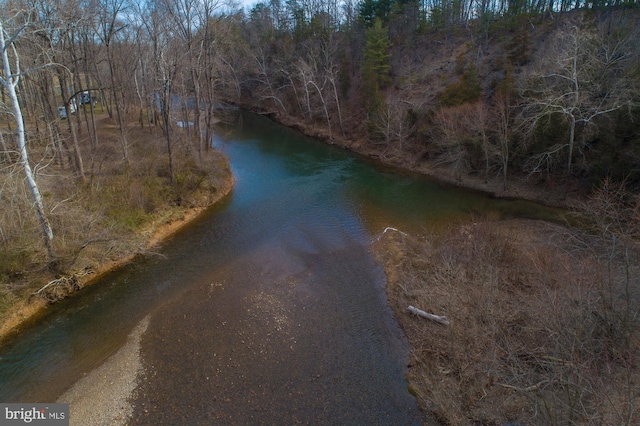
top-left (0, 112), bottom-right (561, 424)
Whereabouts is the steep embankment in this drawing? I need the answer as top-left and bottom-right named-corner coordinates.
top-left (226, 9), bottom-right (639, 209)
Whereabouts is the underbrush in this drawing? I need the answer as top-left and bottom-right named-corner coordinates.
top-left (0, 113), bottom-right (232, 316)
top-left (375, 189), bottom-right (640, 425)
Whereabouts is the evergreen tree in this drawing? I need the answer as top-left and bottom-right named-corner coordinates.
top-left (359, 0), bottom-right (395, 27)
top-left (363, 17), bottom-right (392, 136)
top-left (438, 63), bottom-right (482, 107)
top-left (363, 17), bottom-right (391, 97)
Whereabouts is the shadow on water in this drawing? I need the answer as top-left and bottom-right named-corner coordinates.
top-left (0, 111), bottom-right (565, 424)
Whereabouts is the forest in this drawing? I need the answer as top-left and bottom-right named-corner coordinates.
top-left (232, 0), bottom-right (640, 193)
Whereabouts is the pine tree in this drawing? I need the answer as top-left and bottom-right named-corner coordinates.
top-left (363, 18), bottom-right (391, 113)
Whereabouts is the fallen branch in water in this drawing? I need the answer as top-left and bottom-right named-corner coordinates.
top-left (408, 305), bottom-right (450, 326)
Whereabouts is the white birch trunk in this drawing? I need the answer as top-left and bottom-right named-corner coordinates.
top-left (1, 19), bottom-right (56, 260)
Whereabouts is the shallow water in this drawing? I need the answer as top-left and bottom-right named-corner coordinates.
top-left (0, 111), bottom-right (562, 424)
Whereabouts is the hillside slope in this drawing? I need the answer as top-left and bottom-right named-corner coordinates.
top-left (227, 8), bottom-right (640, 204)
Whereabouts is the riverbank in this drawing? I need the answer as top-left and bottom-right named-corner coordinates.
top-left (0, 173), bottom-right (234, 343)
top-left (0, 112), bottom-right (235, 343)
top-left (233, 106), bottom-right (585, 211)
top-left (252, 107), bottom-right (637, 424)
top-left (373, 215), bottom-right (640, 424)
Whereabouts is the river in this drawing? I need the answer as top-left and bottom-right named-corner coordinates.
top-left (0, 111), bottom-right (561, 424)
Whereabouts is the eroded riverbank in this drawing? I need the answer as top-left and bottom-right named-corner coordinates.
top-left (0, 169), bottom-right (234, 343)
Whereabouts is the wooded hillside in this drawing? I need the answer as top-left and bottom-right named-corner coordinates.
top-left (224, 2), bottom-right (640, 194)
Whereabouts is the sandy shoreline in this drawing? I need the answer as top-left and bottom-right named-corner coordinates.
top-left (57, 316), bottom-right (150, 426)
top-left (0, 174), bottom-right (233, 424)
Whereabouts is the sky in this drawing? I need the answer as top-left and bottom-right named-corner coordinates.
top-left (228, 0), bottom-right (259, 11)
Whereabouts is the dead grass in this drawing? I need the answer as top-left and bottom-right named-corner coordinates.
top-left (375, 218), bottom-right (640, 425)
top-left (0, 111), bottom-right (233, 338)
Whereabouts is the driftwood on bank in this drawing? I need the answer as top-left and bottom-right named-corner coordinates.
top-left (408, 305), bottom-right (450, 326)
top-left (33, 276), bottom-right (81, 302)
top-left (32, 268), bottom-right (94, 303)
top-left (374, 226), bottom-right (408, 242)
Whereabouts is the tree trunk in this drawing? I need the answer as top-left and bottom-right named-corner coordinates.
top-left (161, 80), bottom-right (174, 183)
top-left (329, 74), bottom-right (345, 140)
top-left (1, 23), bottom-right (56, 262)
top-left (106, 44), bottom-right (129, 170)
top-left (0, 130), bottom-right (8, 161)
top-left (567, 114), bottom-right (576, 174)
top-left (83, 74), bottom-right (99, 153)
top-left (309, 80), bottom-right (332, 140)
top-left (59, 74), bottom-right (86, 181)
top-left (192, 68), bottom-right (204, 161)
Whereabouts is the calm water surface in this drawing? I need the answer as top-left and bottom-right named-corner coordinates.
top-left (0, 112), bottom-right (561, 424)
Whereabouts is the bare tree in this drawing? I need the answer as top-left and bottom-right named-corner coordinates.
top-left (194, 0), bottom-right (222, 153)
top-left (211, 12), bottom-right (252, 103)
top-left (297, 53), bottom-right (333, 139)
top-left (369, 98), bottom-right (414, 154)
top-left (432, 104), bottom-right (471, 181)
top-left (314, 25), bottom-right (345, 140)
top-left (139, 1), bottom-right (179, 182)
top-left (94, 0), bottom-right (131, 170)
top-left (252, 48), bottom-right (288, 113)
top-left (520, 19), bottom-right (638, 174)
top-left (461, 100), bottom-right (492, 177)
top-left (296, 58), bottom-right (314, 119)
top-left (493, 89), bottom-right (512, 190)
top-left (0, 15), bottom-right (56, 261)
top-left (162, 0), bottom-right (205, 160)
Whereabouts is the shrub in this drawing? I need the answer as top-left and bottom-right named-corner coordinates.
top-left (438, 64), bottom-right (482, 107)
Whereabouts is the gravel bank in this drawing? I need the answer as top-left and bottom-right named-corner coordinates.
top-left (57, 316), bottom-right (149, 426)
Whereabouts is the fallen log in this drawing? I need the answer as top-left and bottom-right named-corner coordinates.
top-left (496, 379), bottom-right (548, 392)
top-left (407, 305), bottom-right (450, 326)
top-left (382, 227), bottom-right (407, 236)
top-left (373, 226), bottom-right (408, 242)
